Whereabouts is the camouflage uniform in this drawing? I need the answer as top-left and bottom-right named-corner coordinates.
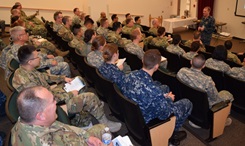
top-left (24, 21), bottom-right (47, 38)
top-left (227, 50), bottom-right (242, 65)
top-left (87, 50), bottom-right (104, 68)
top-left (184, 40), bottom-right (206, 52)
top-left (69, 36), bottom-right (86, 56)
top-left (120, 69), bottom-right (192, 131)
top-left (96, 26), bottom-right (109, 39)
top-left (82, 43), bottom-right (92, 57)
top-left (122, 26), bottom-right (137, 35)
top-left (11, 119), bottom-right (105, 146)
top-left (12, 66), bottom-right (104, 119)
top-left (72, 15), bottom-right (84, 26)
top-left (177, 67), bottom-right (233, 108)
top-left (122, 20), bottom-right (126, 26)
top-left (109, 22), bottom-right (114, 28)
top-left (227, 66), bottom-right (245, 81)
top-left (150, 36), bottom-right (169, 48)
top-left (149, 27), bottom-right (158, 36)
top-left (20, 10), bottom-right (43, 25)
top-left (205, 58), bottom-right (231, 73)
top-left (199, 16), bottom-right (215, 45)
top-left (0, 39), bottom-right (6, 50)
top-left (134, 23), bottom-right (143, 32)
top-left (0, 45), bottom-right (12, 76)
top-left (56, 24), bottom-right (74, 42)
top-left (107, 31), bottom-right (132, 47)
top-left (30, 38), bottom-right (57, 55)
top-left (52, 23), bottom-right (63, 32)
top-left (99, 62), bottom-right (126, 88)
top-left (182, 52), bottom-right (198, 60)
top-left (166, 44), bottom-right (186, 56)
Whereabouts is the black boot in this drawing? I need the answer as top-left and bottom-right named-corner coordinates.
top-left (169, 131), bottom-right (187, 145)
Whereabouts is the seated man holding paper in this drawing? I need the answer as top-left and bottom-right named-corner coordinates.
top-left (12, 45), bottom-right (122, 133)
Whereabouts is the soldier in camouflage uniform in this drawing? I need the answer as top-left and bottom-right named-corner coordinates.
top-left (134, 16), bottom-right (143, 32)
top-left (122, 13), bottom-right (131, 26)
top-left (52, 11), bottom-right (64, 32)
top-left (182, 41), bottom-right (200, 60)
top-left (96, 12), bottom-right (107, 26)
top-left (122, 18), bottom-right (137, 35)
top-left (198, 7), bottom-right (215, 46)
top-left (69, 24), bottom-right (86, 55)
top-left (166, 34), bottom-right (185, 56)
top-left (83, 29), bottom-right (96, 56)
top-left (205, 45), bottom-right (231, 73)
top-left (82, 18), bottom-right (95, 35)
top-left (72, 8), bottom-right (85, 26)
top-left (11, 86), bottom-right (107, 146)
top-left (149, 18), bottom-right (160, 36)
top-left (224, 40), bottom-right (242, 65)
top-left (150, 27), bottom-right (169, 48)
top-left (227, 58), bottom-right (245, 81)
top-left (120, 49), bottom-right (192, 145)
top-left (177, 54), bottom-right (234, 108)
top-left (109, 14), bottom-right (119, 28)
top-left (12, 45), bottom-right (122, 133)
top-left (184, 31), bottom-right (206, 52)
top-left (56, 16), bottom-right (74, 42)
top-left (96, 18), bottom-right (110, 39)
top-left (0, 39), bottom-right (6, 50)
top-left (107, 22), bottom-right (132, 47)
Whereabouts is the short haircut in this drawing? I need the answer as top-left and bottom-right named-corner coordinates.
top-left (131, 28), bottom-right (141, 40)
top-left (92, 35), bottom-right (106, 51)
top-left (100, 18), bottom-right (108, 27)
top-left (71, 24), bottom-right (82, 36)
top-left (157, 27), bottom-right (165, 36)
top-left (73, 8), bottom-right (79, 13)
top-left (84, 17), bottom-right (94, 25)
top-left (143, 49), bottom-right (161, 70)
top-left (204, 6), bottom-right (211, 12)
top-left (10, 26), bottom-right (25, 41)
top-left (102, 43), bottom-right (118, 62)
top-left (17, 86), bottom-right (47, 123)
top-left (84, 29), bottom-right (95, 43)
top-left (224, 40), bottom-right (232, 50)
top-left (190, 41), bottom-right (200, 52)
top-left (134, 16), bottom-right (140, 22)
top-left (192, 54), bottom-right (206, 69)
top-left (53, 11), bottom-right (62, 21)
top-left (111, 14), bottom-right (117, 21)
top-left (18, 45), bottom-right (37, 65)
top-left (11, 4), bottom-right (19, 10)
top-left (112, 22), bottom-right (121, 31)
top-left (125, 13), bottom-right (130, 18)
top-left (62, 16), bottom-right (70, 25)
top-left (193, 31), bottom-right (200, 39)
top-left (212, 45), bottom-right (227, 61)
top-left (172, 34), bottom-right (181, 45)
top-left (126, 18), bottom-right (133, 25)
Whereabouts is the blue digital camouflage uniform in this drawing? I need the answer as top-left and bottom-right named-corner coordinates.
top-left (227, 66), bottom-right (245, 81)
top-left (11, 119), bottom-right (105, 146)
top-left (99, 62), bottom-right (126, 88)
top-left (120, 69), bottom-right (192, 131)
top-left (87, 50), bottom-right (104, 68)
top-left (150, 36), bottom-right (169, 48)
top-left (205, 58), bottom-right (231, 73)
top-left (182, 52), bottom-right (198, 60)
top-left (199, 16), bottom-right (215, 45)
top-left (227, 50), bottom-right (242, 65)
top-left (96, 27), bottom-right (109, 39)
top-left (177, 67), bottom-right (234, 108)
top-left (166, 44), bottom-right (186, 56)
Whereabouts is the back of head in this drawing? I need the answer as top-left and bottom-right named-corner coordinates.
top-left (84, 17), bottom-right (94, 26)
top-left (53, 11), bottom-right (62, 21)
top-left (92, 35), bottom-right (106, 51)
top-left (111, 14), bottom-right (117, 21)
top-left (131, 28), bottom-right (141, 40)
top-left (17, 86), bottom-right (47, 123)
top-left (18, 45), bottom-right (36, 65)
top-left (172, 34), bottom-right (181, 45)
top-left (10, 26), bottom-right (25, 41)
top-left (143, 49), bottom-right (161, 70)
top-left (134, 16), bottom-right (140, 22)
top-left (193, 31), bottom-right (200, 39)
top-left (73, 8), bottom-right (78, 13)
top-left (112, 22), bottom-right (121, 31)
top-left (126, 18), bottom-right (132, 25)
top-left (157, 27), bottom-right (165, 36)
top-left (62, 16), bottom-right (70, 25)
top-left (102, 43), bottom-right (118, 62)
top-left (100, 18), bottom-right (108, 27)
top-left (190, 41), bottom-right (200, 52)
top-left (224, 40), bottom-right (232, 50)
top-left (191, 54), bottom-right (206, 69)
top-left (212, 45), bottom-right (227, 61)
top-left (84, 29), bottom-right (95, 43)
top-left (71, 24), bottom-right (82, 35)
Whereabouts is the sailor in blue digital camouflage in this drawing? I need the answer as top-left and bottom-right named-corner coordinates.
top-left (184, 31), bottom-right (206, 52)
top-left (182, 41), bottom-right (200, 60)
top-left (166, 34), bottom-right (185, 56)
top-left (227, 58), bottom-right (245, 81)
top-left (205, 45), bottom-right (231, 73)
top-left (11, 86), bottom-right (107, 146)
top-left (96, 18), bottom-right (110, 39)
top-left (198, 7), bottom-right (215, 46)
top-left (12, 45), bottom-right (122, 133)
top-left (150, 27), bottom-right (169, 48)
top-left (107, 22), bottom-right (132, 47)
top-left (177, 54), bottom-right (234, 108)
top-left (224, 40), bottom-right (242, 65)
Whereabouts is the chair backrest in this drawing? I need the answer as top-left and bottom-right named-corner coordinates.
top-left (8, 58), bottom-right (19, 72)
top-left (55, 34), bottom-right (70, 51)
top-left (147, 44), bottom-right (166, 57)
top-left (179, 43), bottom-right (191, 52)
top-left (224, 59), bottom-right (243, 68)
top-left (56, 105), bottom-right (71, 125)
top-left (113, 84), bottom-right (151, 145)
top-left (141, 25), bottom-right (150, 31)
top-left (162, 49), bottom-right (181, 73)
top-left (198, 51), bottom-right (212, 59)
top-left (180, 55), bottom-right (191, 68)
top-left (121, 49), bottom-right (142, 70)
top-left (74, 49), bottom-right (85, 76)
top-left (5, 90), bottom-right (19, 123)
top-left (83, 57), bottom-right (98, 86)
top-left (7, 71), bottom-right (15, 91)
top-left (176, 77), bottom-right (210, 129)
top-left (202, 67), bottom-right (225, 91)
top-left (149, 14), bottom-right (162, 27)
top-left (67, 44), bottom-right (78, 66)
top-left (205, 45), bottom-right (215, 53)
top-left (121, 33), bottom-right (131, 40)
top-left (224, 74), bottom-right (245, 114)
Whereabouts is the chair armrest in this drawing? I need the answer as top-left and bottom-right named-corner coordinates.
top-left (147, 114), bottom-right (175, 129)
top-left (211, 101), bottom-right (229, 113)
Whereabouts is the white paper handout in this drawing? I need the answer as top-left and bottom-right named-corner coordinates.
top-left (116, 58), bottom-right (126, 67)
top-left (112, 135), bottom-right (133, 146)
top-left (64, 77), bottom-right (85, 92)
